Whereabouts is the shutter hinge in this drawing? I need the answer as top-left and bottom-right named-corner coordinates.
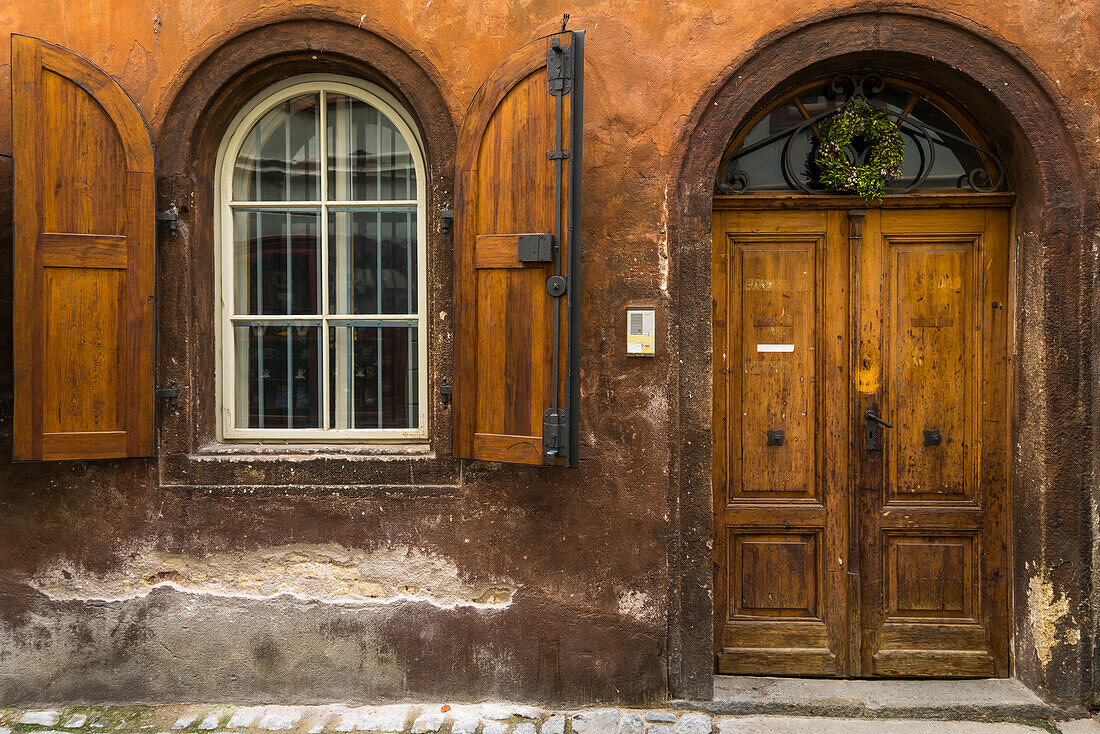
top-left (439, 377), bottom-right (453, 408)
top-left (440, 207), bottom-right (454, 234)
top-left (548, 38), bottom-right (573, 95)
top-left (543, 408), bottom-right (568, 464)
top-left (547, 151), bottom-right (570, 160)
top-left (156, 202), bottom-right (179, 237)
top-left (155, 383), bottom-right (180, 410)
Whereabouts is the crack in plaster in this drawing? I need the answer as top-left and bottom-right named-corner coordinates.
top-left (26, 544), bottom-right (516, 610)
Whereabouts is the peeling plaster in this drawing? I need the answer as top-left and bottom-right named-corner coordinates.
top-left (26, 544), bottom-right (516, 609)
top-left (657, 185), bottom-right (670, 293)
top-left (616, 589), bottom-right (661, 626)
top-left (1028, 572), bottom-right (1076, 667)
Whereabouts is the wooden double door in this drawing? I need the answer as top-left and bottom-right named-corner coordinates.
top-left (713, 198), bottom-right (1012, 677)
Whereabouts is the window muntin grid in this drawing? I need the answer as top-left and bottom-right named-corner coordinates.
top-left (215, 76), bottom-right (427, 441)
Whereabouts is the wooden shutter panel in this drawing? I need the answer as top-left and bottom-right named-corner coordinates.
top-left (454, 31), bottom-right (583, 467)
top-left (12, 35), bottom-right (156, 460)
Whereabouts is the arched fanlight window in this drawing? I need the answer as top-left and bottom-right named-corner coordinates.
top-left (215, 74), bottom-right (427, 441)
top-left (716, 73), bottom-right (1007, 195)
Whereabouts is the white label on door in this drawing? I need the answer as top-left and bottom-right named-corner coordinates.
top-left (757, 343), bottom-right (795, 353)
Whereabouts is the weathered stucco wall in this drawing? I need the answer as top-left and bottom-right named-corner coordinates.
top-left (0, 0), bottom-right (1097, 708)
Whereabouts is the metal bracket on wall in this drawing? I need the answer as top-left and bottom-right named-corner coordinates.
top-left (547, 39), bottom-right (573, 95)
top-left (156, 202), bottom-right (179, 237)
top-left (155, 383), bottom-right (180, 410)
top-left (543, 407), bottom-right (567, 460)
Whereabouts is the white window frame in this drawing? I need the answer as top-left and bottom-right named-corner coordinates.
top-left (215, 74), bottom-right (429, 442)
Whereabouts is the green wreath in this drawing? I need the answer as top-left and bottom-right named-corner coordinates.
top-left (814, 103), bottom-right (905, 200)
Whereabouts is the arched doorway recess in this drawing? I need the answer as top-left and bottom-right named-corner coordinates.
top-left (712, 71), bottom-right (1013, 679)
top-left (667, 11), bottom-right (1098, 705)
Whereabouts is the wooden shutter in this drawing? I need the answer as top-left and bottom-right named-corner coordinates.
top-left (12, 35), bottom-right (156, 460)
top-left (453, 31), bottom-right (584, 467)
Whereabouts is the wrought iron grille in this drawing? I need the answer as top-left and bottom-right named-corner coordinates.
top-left (716, 73), bottom-right (1007, 195)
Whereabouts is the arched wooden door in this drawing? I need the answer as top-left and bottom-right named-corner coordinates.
top-left (711, 75), bottom-right (1013, 678)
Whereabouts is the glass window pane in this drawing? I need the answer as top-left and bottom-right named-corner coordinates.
top-left (233, 209), bottom-right (320, 315)
top-left (233, 93), bottom-right (320, 201)
top-left (906, 98), bottom-right (994, 189)
top-left (328, 209), bottom-right (417, 315)
top-left (327, 93), bottom-right (416, 201)
top-left (329, 324), bottom-right (419, 429)
top-left (234, 323), bottom-right (321, 429)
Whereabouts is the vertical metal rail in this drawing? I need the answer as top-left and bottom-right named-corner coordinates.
top-left (545, 36), bottom-right (566, 464)
top-left (566, 30), bottom-right (583, 468)
top-left (543, 31), bottom-right (582, 466)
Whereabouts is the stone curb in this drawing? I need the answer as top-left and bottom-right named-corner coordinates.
top-left (0, 702), bottom-right (1077, 733)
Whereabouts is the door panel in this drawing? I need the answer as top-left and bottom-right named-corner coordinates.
top-left (713, 209), bottom-right (850, 676)
top-left (713, 201), bottom-right (1010, 678)
top-left (859, 207), bottom-right (1011, 677)
top-left (886, 236), bottom-right (978, 503)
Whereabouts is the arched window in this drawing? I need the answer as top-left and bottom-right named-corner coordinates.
top-left (716, 73), bottom-right (1007, 195)
top-left (216, 75), bottom-right (427, 441)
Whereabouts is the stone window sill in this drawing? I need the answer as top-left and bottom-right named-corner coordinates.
top-left (190, 441), bottom-right (435, 462)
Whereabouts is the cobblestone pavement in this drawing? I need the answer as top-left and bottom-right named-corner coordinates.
top-left (2, 704), bottom-right (1098, 734)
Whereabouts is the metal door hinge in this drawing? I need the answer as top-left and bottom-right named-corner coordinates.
top-left (543, 408), bottom-right (567, 463)
top-left (155, 384), bottom-right (180, 410)
top-left (439, 378), bottom-right (453, 408)
top-left (157, 202), bottom-right (179, 237)
top-left (548, 39), bottom-right (573, 95)
top-left (440, 208), bottom-right (454, 234)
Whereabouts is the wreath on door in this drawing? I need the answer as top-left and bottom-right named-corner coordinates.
top-left (815, 102), bottom-right (905, 200)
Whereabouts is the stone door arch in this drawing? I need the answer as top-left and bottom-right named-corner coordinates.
top-left (667, 9), bottom-right (1098, 704)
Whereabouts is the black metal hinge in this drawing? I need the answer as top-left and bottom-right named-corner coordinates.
top-left (543, 408), bottom-right (568, 463)
top-left (548, 38), bottom-right (573, 95)
top-left (157, 202), bottom-right (179, 237)
top-left (155, 383), bottom-right (179, 410)
top-left (439, 378), bottom-right (453, 408)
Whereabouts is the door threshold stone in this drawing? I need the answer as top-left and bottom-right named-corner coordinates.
top-left (670, 676), bottom-right (1070, 720)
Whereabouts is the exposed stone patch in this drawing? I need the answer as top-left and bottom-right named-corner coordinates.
top-left (25, 544), bottom-right (516, 609)
top-left (617, 589), bottom-right (662, 626)
top-left (1028, 573), bottom-right (1075, 667)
